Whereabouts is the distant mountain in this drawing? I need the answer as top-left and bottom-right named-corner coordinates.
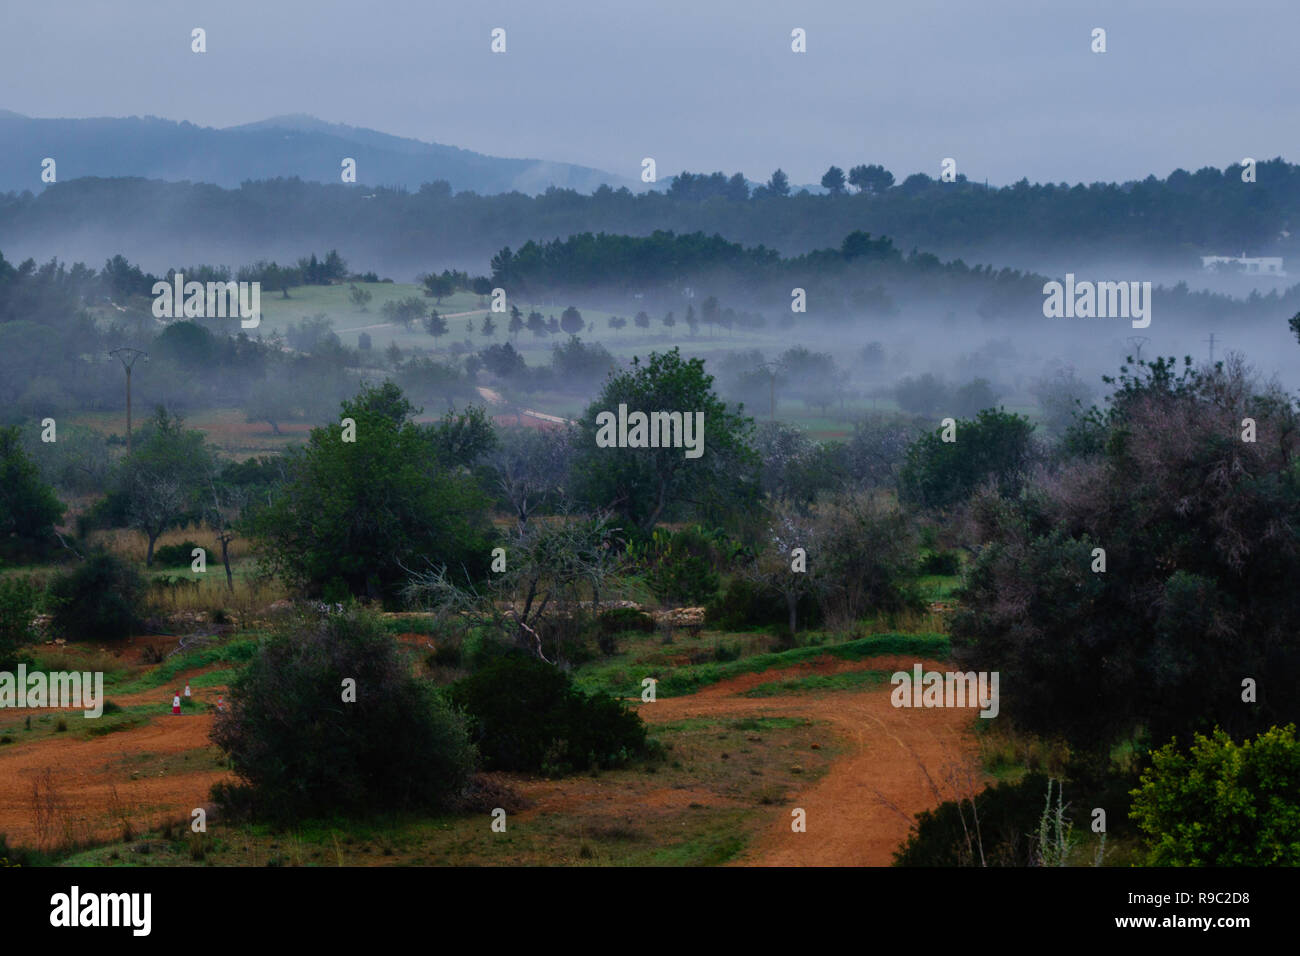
top-left (0, 112), bottom-right (630, 195)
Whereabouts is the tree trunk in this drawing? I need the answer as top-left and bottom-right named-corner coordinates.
top-left (641, 478), bottom-right (670, 533)
top-left (146, 531), bottom-right (159, 567)
top-left (787, 592), bottom-right (798, 636)
top-left (221, 537), bottom-right (234, 592)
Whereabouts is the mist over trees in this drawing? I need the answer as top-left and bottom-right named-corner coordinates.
top-left (4, 139), bottom-right (1300, 873)
top-left (5, 158), bottom-right (1300, 277)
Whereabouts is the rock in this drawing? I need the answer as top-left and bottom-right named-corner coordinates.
top-left (651, 607), bottom-right (706, 630)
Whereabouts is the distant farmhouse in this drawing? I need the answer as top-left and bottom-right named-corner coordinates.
top-left (1200, 253), bottom-right (1286, 277)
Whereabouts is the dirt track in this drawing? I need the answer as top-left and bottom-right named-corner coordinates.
top-left (0, 653), bottom-right (980, 864)
top-left (640, 655), bottom-right (985, 866)
top-left (0, 709), bottom-right (226, 850)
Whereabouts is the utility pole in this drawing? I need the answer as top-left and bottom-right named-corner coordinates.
top-left (758, 360), bottom-right (783, 420)
top-left (109, 347), bottom-right (147, 454)
top-left (1125, 335), bottom-right (1150, 363)
top-left (1203, 332), bottom-right (1219, 366)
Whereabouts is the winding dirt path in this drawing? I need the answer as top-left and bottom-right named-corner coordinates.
top-left (0, 651), bottom-right (982, 865)
top-left (640, 655), bottom-right (986, 866)
top-left (0, 711), bottom-right (227, 849)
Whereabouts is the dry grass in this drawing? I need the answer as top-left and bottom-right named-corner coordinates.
top-left (851, 606), bottom-right (950, 637)
top-left (78, 525), bottom-right (290, 623)
top-left (977, 723), bottom-right (1071, 780)
top-left (88, 525), bottom-right (253, 565)
top-left (28, 768), bottom-right (94, 854)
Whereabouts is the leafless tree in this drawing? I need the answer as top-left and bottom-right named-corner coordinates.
top-left (403, 511), bottom-right (625, 662)
top-left (486, 425), bottom-right (576, 528)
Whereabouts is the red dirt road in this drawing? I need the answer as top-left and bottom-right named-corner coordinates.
top-left (640, 655), bottom-right (986, 866)
top-left (0, 653), bottom-right (982, 865)
top-left (0, 710), bottom-right (227, 849)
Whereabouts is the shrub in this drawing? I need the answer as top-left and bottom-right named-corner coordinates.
top-left (48, 551), bottom-right (146, 641)
top-left (151, 540), bottom-right (204, 568)
top-left (0, 425), bottom-right (66, 552)
top-left (598, 607), bottom-right (655, 635)
top-left (706, 576), bottom-right (818, 630)
top-left (425, 635), bottom-right (463, 668)
top-left (0, 832), bottom-right (46, 867)
top-left (917, 550), bottom-right (961, 575)
top-left (461, 628), bottom-right (515, 672)
top-left (634, 527), bottom-right (722, 606)
top-left (449, 654), bottom-right (646, 774)
top-left (210, 609), bottom-right (476, 820)
top-left (0, 575), bottom-right (41, 665)
top-left (596, 607), bottom-right (655, 655)
top-left (1129, 724), bottom-right (1300, 866)
top-left (814, 492), bottom-right (922, 620)
top-left (894, 773), bottom-right (1056, 866)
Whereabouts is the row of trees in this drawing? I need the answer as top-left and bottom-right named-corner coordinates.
top-left (9, 160), bottom-right (1296, 275)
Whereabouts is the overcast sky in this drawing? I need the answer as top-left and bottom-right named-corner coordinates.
top-left (3, 0), bottom-right (1297, 187)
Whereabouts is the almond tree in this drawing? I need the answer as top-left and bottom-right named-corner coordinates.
top-left (740, 499), bottom-right (822, 636)
top-left (119, 408), bottom-right (212, 566)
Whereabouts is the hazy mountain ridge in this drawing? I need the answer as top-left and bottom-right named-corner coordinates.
top-left (0, 112), bottom-right (627, 195)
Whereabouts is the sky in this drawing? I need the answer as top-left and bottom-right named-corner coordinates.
top-left (2, 0), bottom-right (1297, 187)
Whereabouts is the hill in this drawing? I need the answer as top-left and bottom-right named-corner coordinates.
top-left (0, 112), bottom-right (626, 196)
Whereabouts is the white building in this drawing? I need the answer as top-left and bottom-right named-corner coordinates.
top-left (1201, 254), bottom-right (1286, 277)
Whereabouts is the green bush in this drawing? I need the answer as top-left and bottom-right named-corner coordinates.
top-left (0, 575), bottom-right (41, 665)
top-left (462, 628), bottom-right (514, 671)
top-left (598, 607), bottom-right (655, 635)
top-left (899, 408), bottom-right (1036, 510)
top-left (917, 550), bottom-right (961, 575)
top-left (634, 527), bottom-right (722, 606)
top-left (0, 425), bottom-right (66, 553)
top-left (894, 773), bottom-right (1055, 866)
top-left (449, 653), bottom-right (646, 774)
top-left (706, 577), bottom-right (819, 631)
top-left (210, 609), bottom-right (476, 820)
top-left (151, 540), bottom-right (204, 568)
top-left (1129, 724), bottom-right (1300, 866)
top-left (0, 831), bottom-right (47, 867)
top-left (595, 607), bottom-right (655, 655)
top-left (48, 551), bottom-right (145, 641)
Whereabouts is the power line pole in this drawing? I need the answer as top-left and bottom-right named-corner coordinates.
top-left (109, 347), bottom-right (147, 454)
top-left (1126, 335), bottom-right (1151, 363)
top-left (1203, 332), bottom-right (1219, 366)
top-left (759, 360), bottom-right (784, 420)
